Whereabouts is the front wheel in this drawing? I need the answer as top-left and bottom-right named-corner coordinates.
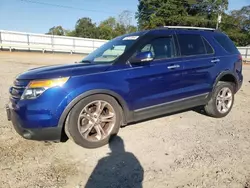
top-left (204, 81), bottom-right (235, 118)
top-left (65, 94), bottom-right (122, 149)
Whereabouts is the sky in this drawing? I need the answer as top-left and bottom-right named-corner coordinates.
top-left (0, 0), bottom-right (249, 34)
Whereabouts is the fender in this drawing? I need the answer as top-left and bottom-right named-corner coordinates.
top-left (57, 89), bottom-right (132, 129)
top-left (213, 71), bottom-right (238, 90)
top-left (207, 70), bottom-right (238, 100)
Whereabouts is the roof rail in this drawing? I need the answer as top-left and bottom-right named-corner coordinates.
top-left (162, 26), bottom-right (216, 31)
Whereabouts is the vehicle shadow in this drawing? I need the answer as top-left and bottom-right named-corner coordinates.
top-left (85, 136), bottom-right (144, 188)
top-left (192, 106), bottom-right (207, 116)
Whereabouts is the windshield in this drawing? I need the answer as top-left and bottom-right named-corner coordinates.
top-left (81, 35), bottom-right (140, 64)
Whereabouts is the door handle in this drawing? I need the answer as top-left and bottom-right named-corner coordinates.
top-left (167, 64), bottom-right (180, 69)
top-left (211, 59), bottom-right (220, 63)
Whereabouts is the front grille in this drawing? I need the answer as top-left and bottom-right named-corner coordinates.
top-left (10, 79), bottom-right (30, 100)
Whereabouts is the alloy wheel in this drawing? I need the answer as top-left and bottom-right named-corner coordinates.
top-left (77, 100), bottom-right (116, 142)
top-left (216, 87), bottom-right (233, 114)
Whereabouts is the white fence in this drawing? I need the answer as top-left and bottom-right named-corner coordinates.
top-left (238, 47), bottom-right (250, 59)
top-left (0, 30), bottom-right (107, 54)
top-left (0, 30), bottom-right (249, 61)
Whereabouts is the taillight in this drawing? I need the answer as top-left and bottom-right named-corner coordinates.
top-left (239, 54), bottom-right (243, 61)
top-left (237, 54), bottom-right (243, 71)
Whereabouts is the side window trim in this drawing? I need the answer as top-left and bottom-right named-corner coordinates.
top-left (213, 36), bottom-right (229, 54)
top-left (173, 33), bottom-right (181, 57)
top-left (201, 36), bottom-right (215, 55)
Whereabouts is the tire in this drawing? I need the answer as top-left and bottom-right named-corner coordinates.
top-left (204, 81), bottom-right (235, 118)
top-left (65, 94), bottom-right (123, 149)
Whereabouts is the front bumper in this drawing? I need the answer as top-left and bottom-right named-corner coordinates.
top-left (6, 105), bottom-right (62, 141)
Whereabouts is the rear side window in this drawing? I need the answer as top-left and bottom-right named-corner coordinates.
top-left (214, 35), bottom-right (238, 54)
top-left (177, 34), bottom-right (206, 56)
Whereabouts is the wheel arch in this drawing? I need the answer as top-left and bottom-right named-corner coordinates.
top-left (206, 71), bottom-right (238, 101)
top-left (213, 71), bottom-right (238, 93)
top-left (58, 89), bottom-right (131, 130)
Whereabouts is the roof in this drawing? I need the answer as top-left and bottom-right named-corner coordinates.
top-left (116, 26), bottom-right (219, 40)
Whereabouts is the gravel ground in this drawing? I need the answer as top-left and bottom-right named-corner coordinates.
top-left (0, 51), bottom-right (250, 188)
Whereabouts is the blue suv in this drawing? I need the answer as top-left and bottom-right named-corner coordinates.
top-left (6, 26), bottom-right (243, 148)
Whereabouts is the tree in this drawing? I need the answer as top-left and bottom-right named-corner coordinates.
top-left (66, 30), bottom-right (76, 37)
top-left (74, 17), bottom-right (98, 38)
top-left (136, 0), bottom-right (204, 29)
top-left (99, 17), bottom-right (117, 30)
top-left (46, 26), bottom-right (66, 36)
top-left (46, 4), bottom-right (249, 46)
top-left (118, 10), bottom-right (137, 33)
top-left (136, 0), bottom-right (230, 29)
top-left (136, 0), bottom-right (248, 46)
top-left (220, 5), bottom-right (250, 46)
top-left (126, 25), bottom-right (137, 34)
top-left (98, 17), bottom-right (116, 40)
top-left (97, 12), bottom-right (137, 40)
top-left (197, 0), bottom-right (228, 15)
top-left (47, 10), bottom-right (138, 40)
top-left (230, 5), bottom-right (250, 31)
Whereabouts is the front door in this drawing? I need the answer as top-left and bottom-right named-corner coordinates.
top-left (126, 31), bottom-right (185, 111)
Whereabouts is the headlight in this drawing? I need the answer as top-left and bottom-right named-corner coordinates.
top-left (21, 77), bottom-right (69, 100)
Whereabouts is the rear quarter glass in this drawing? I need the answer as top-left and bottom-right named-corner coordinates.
top-left (214, 34), bottom-right (239, 54)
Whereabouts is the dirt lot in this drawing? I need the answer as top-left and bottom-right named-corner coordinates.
top-left (1, 51), bottom-right (250, 188)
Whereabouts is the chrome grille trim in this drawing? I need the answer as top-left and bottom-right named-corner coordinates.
top-left (10, 79), bottom-right (29, 100)
top-left (12, 85), bottom-right (26, 89)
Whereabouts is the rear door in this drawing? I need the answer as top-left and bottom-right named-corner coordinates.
top-left (175, 31), bottom-right (216, 98)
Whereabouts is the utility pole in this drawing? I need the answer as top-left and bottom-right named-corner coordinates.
top-left (216, 0), bottom-right (226, 30)
top-left (216, 13), bottom-right (222, 29)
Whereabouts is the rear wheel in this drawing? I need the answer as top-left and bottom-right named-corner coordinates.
top-left (65, 94), bottom-right (122, 148)
top-left (204, 81), bottom-right (235, 118)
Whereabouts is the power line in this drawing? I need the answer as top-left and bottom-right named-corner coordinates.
top-left (18, 0), bottom-right (135, 15)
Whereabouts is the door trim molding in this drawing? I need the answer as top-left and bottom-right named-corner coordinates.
top-left (131, 93), bottom-right (210, 123)
top-left (134, 93), bottom-right (209, 112)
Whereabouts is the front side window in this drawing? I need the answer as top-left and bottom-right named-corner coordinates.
top-left (177, 34), bottom-right (206, 56)
top-left (139, 36), bottom-right (176, 60)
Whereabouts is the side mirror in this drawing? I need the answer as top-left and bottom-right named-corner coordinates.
top-left (130, 51), bottom-right (154, 64)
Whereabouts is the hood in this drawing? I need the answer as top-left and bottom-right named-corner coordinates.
top-left (17, 63), bottom-right (112, 80)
